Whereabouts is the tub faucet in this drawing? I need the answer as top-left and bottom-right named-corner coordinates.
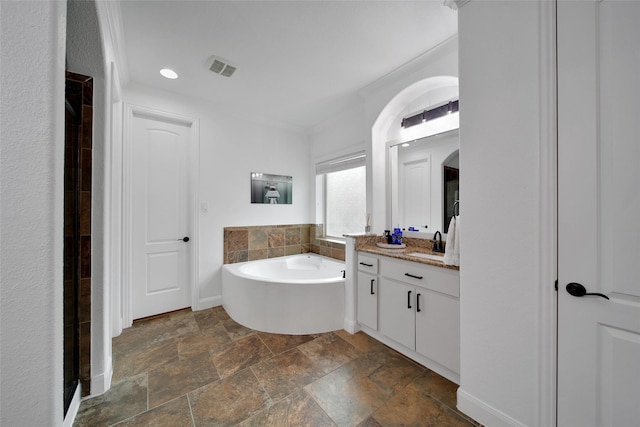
top-left (432, 231), bottom-right (444, 253)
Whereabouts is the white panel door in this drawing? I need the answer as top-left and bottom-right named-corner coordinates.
top-left (132, 115), bottom-right (191, 319)
top-left (400, 157), bottom-right (430, 230)
top-left (558, 2), bottom-right (640, 426)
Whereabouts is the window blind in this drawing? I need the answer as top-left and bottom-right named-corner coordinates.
top-left (315, 152), bottom-right (366, 175)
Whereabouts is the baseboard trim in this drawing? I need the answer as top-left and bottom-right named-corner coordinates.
top-left (343, 318), bottom-right (360, 334)
top-left (457, 388), bottom-right (527, 427)
top-left (63, 384), bottom-right (82, 427)
top-left (89, 356), bottom-right (113, 397)
top-left (198, 295), bottom-right (222, 311)
top-left (359, 325), bottom-right (459, 385)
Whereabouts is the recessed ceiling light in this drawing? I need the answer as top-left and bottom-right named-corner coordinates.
top-left (160, 68), bottom-right (178, 79)
top-left (401, 142), bottom-right (410, 148)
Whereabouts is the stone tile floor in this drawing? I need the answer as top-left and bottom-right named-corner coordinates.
top-left (74, 306), bottom-right (479, 426)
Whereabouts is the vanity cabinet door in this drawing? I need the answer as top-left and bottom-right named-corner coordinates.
top-left (357, 271), bottom-right (378, 330)
top-left (379, 277), bottom-right (415, 350)
top-left (415, 289), bottom-right (460, 374)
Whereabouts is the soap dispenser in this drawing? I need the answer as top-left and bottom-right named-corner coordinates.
top-left (392, 228), bottom-right (402, 245)
top-left (384, 230), bottom-right (392, 244)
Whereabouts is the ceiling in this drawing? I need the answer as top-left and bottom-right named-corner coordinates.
top-left (118, 1), bottom-right (458, 130)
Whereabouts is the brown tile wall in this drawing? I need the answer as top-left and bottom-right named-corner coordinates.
top-left (224, 224), bottom-right (311, 264)
top-left (309, 224), bottom-right (346, 261)
top-left (65, 71), bottom-right (92, 396)
top-left (223, 224), bottom-right (346, 264)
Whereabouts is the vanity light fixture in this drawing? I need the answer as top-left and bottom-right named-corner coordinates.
top-left (160, 68), bottom-right (178, 79)
top-left (401, 99), bottom-right (459, 128)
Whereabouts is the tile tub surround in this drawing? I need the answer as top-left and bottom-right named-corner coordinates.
top-left (73, 306), bottom-right (479, 427)
top-left (223, 224), bottom-right (346, 263)
top-left (310, 224), bottom-right (346, 261)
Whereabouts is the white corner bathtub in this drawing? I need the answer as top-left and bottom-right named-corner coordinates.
top-left (222, 254), bottom-right (345, 335)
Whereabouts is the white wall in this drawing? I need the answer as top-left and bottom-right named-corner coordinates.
top-left (66, 0), bottom-right (114, 396)
top-left (93, 0), bottom-right (128, 345)
top-left (309, 37), bottom-right (459, 234)
top-left (0, 1), bottom-right (67, 425)
top-left (456, 1), bottom-right (556, 426)
top-left (124, 83), bottom-right (312, 304)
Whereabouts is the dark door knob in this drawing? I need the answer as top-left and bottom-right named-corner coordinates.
top-left (178, 236), bottom-right (190, 242)
top-left (566, 282), bottom-right (609, 300)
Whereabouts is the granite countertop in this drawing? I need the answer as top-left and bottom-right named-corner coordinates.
top-left (353, 235), bottom-right (460, 271)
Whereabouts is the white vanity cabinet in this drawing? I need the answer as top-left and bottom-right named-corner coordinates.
top-left (356, 254), bottom-right (378, 330)
top-left (378, 277), bottom-right (415, 348)
top-left (415, 285), bottom-right (460, 374)
top-left (356, 252), bottom-right (460, 383)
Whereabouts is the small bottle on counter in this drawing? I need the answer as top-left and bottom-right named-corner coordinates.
top-left (392, 227), bottom-right (403, 245)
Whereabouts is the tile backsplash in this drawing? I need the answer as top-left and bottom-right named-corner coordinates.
top-left (223, 224), bottom-right (345, 263)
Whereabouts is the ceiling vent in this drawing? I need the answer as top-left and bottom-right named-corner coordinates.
top-left (209, 56), bottom-right (237, 78)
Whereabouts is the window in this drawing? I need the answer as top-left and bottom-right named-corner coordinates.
top-left (316, 152), bottom-right (366, 239)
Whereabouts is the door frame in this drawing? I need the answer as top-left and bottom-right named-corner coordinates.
top-left (541, 3), bottom-right (558, 426)
top-left (121, 104), bottom-right (200, 327)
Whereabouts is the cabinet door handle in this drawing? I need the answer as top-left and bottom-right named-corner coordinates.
top-left (359, 262), bottom-right (373, 267)
top-left (404, 273), bottom-right (423, 280)
top-left (407, 290), bottom-right (412, 309)
top-left (370, 279), bottom-right (375, 295)
top-left (416, 293), bottom-right (422, 312)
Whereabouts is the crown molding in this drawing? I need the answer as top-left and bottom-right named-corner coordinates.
top-left (444, 0), bottom-right (471, 10)
top-left (358, 35), bottom-right (458, 100)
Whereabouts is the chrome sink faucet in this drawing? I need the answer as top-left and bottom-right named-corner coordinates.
top-left (432, 231), bottom-right (445, 253)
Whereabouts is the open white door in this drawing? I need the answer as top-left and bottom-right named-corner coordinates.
top-left (131, 113), bottom-right (192, 320)
top-left (558, 1), bottom-right (640, 426)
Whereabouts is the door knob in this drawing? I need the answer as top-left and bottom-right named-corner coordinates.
top-left (566, 282), bottom-right (609, 300)
top-left (178, 236), bottom-right (190, 242)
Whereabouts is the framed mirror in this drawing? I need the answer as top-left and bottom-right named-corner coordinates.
top-left (389, 128), bottom-right (459, 236)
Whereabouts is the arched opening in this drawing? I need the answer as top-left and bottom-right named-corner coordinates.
top-left (370, 76), bottom-right (459, 233)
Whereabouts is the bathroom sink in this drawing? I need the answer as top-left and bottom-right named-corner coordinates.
top-left (408, 252), bottom-right (445, 262)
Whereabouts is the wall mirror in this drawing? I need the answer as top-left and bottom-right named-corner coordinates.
top-left (388, 128), bottom-right (459, 236)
